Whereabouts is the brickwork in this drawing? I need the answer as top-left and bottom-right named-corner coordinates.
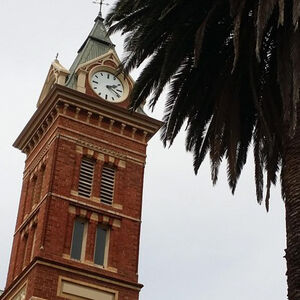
top-left (4, 262), bottom-right (141, 300)
top-left (1, 84), bottom-right (161, 300)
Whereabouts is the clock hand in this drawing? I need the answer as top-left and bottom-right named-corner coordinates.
top-left (106, 84), bottom-right (118, 89)
top-left (106, 85), bottom-right (120, 98)
top-left (111, 88), bottom-right (121, 98)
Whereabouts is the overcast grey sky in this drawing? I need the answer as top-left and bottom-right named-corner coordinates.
top-left (0, 1), bottom-right (287, 299)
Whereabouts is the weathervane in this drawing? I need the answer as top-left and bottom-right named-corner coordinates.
top-left (93, 0), bottom-right (109, 17)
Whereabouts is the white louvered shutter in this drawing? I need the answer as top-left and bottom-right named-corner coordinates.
top-left (100, 167), bottom-right (115, 205)
top-left (78, 158), bottom-right (95, 197)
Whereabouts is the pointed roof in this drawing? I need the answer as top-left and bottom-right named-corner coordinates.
top-left (66, 13), bottom-right (114, 88)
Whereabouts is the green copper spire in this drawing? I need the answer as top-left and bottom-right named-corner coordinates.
top-left (66, 13), bottom-right (114, 88)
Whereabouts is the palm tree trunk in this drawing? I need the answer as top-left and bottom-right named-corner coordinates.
top-left (282, 121), bottom-right (300, 300)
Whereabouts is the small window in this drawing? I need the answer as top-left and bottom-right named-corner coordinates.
top-left (70, 219), bottom-right (86, 260)
top-left (31, 175), bottom-right (37, 208)
top-left (94, 225), bottom-right (108, 266)
top-left (100, 166), bottom-right (115, 205)
top-left (22, 232), bottom-right (29, 269)
top-left (78, 158), bottom-right (95, 197)
top-left (37, 165), bottom-right (46, 203)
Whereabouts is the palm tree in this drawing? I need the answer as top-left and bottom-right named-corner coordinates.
top-left (106, 1), bottom-right (300, 299)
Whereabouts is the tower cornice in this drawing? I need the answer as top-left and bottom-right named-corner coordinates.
top-left (13, 84), bottom-right (162, 154)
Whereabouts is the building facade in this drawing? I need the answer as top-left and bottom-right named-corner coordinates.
top-left (1, 12), bottom-right (161, 300)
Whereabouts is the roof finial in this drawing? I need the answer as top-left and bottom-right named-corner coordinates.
top-left (93, 0), bottom-right (109, 18)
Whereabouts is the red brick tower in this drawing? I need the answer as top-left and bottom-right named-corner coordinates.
top-left (1, 13), bottom-right (161, 300)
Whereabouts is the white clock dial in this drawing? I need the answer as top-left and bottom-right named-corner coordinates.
top-left (91, 71), bottom-right (124, 102)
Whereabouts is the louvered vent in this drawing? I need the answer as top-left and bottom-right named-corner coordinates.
top-left (100, 167), bottom-right (115, 205)
top-left (78, 158), bottom-right (95, 197)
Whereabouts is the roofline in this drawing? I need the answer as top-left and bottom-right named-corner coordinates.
top-left (13, 84), bottom-right (163, 151)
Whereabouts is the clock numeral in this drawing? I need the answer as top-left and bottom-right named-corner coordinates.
top-left (93, 87), bottom-right (97, 89)
top-left (117, 94), bottom-right (120, 98)
top-left (113, 77), bottom-right (116, 80)
top-left (112, 97), bottom-right (115, 101)
top-left (98, 92), bottom-right (101, 95)
top-left (92, 80), bottom-right (98, 84)
top-left (116, 89), bottom-right (122, 92)
top-left (100, 73), bottom-right (103, 76)
top-left (95, 75), bottom-right (98, 78)
top-left (105, 94), bottom-right (108, 100)
top-left (107, 74), bottom-right (110, 79)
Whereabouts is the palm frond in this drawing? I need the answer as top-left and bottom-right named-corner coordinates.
top-left (105, 0), bottom-right (300, 208)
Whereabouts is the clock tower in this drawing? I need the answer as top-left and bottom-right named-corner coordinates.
top-left (1, 11), bottom-right (161, 300)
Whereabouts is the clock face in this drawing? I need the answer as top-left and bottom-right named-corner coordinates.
top-left (90, 71), bottom-right (124, 102)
